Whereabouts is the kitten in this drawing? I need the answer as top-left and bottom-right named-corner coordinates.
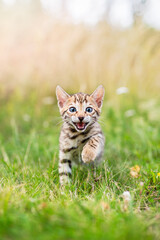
top-left (56, 85), bottom-right (105, 185)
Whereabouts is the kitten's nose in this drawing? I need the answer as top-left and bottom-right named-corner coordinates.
top-left (78, 116), bottom-right (84, 122)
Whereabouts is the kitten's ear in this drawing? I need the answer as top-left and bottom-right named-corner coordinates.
top-left (56, 85), bottom-right (70, 108)
top-left (91, 85), bottom-right (105, 108)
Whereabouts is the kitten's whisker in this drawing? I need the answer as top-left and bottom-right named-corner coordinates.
top-left (98, 120), bottom-right (105, 126)
top-left (56, 120), bottom-right (64, 125)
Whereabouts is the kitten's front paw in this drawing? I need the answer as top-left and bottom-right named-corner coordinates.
top-left (82, 147), bottom-right (96, 163)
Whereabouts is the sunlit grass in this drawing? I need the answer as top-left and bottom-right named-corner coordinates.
top-left (0, 91), bottom-right (160, 239)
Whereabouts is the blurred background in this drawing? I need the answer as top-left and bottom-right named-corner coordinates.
top-left (0, 0), bottom-right (160, 99)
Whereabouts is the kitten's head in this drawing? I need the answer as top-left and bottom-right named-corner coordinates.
top-left (56, 85), bottom-right (105, 132)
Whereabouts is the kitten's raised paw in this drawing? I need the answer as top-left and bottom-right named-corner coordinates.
top-left (82, 147), bottom-right (96, 163)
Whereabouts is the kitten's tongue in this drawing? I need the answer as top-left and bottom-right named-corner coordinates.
top-left (76, 122), bottom-right (85, 130)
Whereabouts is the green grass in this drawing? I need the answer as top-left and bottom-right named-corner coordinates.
top-left (0, 91), bottom-right (160, 240)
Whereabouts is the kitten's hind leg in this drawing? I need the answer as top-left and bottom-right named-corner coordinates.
top-left (59, 159), bottom-right (72, 186)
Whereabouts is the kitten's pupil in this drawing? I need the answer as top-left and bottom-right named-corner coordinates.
top-left (86, 107), bottom-right (93, 113)
top-left (69, 107), bottom-right (77, 112)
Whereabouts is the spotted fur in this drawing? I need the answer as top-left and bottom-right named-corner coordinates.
top-left (56, 85), bottom-right (105, 185)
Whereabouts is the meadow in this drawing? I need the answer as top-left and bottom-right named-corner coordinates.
top-left (0, 11), bottom-right (160, 240)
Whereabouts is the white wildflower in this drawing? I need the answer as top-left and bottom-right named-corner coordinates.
top-left (122, 191), bottom-right (131, 202)
top-left (139, 181), bottom-right (144, 194)
top-left (125, 109), bottom-right (135, 117)
top-left (23, 114), bottom-right (31, 122)
top-left (116, 87), bottom-right (129, 95)
top-left (29, 198), bottom-right (36, 202)
top-left (122, 191), bottom-right (131, 211)
top-left (42, 96), bottom-right (54, 105)
top-left (140, 182), bottom-right (144, 187)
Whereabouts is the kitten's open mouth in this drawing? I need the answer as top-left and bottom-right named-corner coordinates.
top-left (73, 122), bottom-right (88, 131)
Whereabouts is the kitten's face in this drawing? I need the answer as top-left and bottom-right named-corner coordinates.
top-left (56, 86), bottom-right (105, 132)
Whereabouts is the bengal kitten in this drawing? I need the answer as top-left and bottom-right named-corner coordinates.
top-left (56, 85), bottom-right (105, 185)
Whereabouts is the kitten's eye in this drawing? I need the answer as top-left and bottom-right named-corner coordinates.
top-left (86, 107), bottom-right (93, 113)
top-left (69, 107), bottom-right (77, 113)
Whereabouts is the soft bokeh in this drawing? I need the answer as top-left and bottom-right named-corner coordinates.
top-left (0, 0), bottom-right (160, 99)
